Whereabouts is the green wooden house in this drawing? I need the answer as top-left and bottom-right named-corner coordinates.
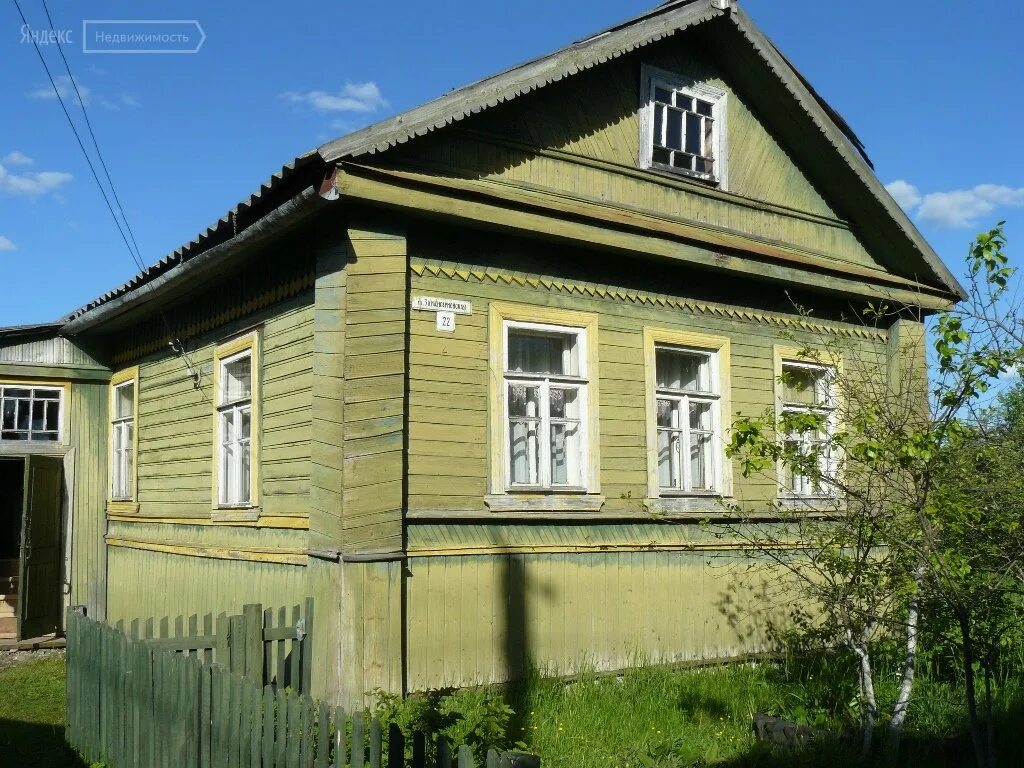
top-left (0, 0), bottom-right (960, 703)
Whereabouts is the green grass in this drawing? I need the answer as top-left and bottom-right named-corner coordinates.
top-left (0, 656), bottom-right (85, 768)
top-left (511, 656), bottom-right (1024, 768)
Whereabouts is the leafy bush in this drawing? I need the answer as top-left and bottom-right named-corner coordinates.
top-left (371, 686), bottom-right (522, 764)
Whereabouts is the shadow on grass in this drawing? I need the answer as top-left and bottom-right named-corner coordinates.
top-left (0, 719), bottom-right (85, 768)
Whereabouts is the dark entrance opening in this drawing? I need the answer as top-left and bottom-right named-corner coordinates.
top-left (0, 458), bottom-right (25, 638)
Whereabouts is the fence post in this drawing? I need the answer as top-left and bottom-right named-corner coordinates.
top-left (302, 597), bottom-right (314, 694)
top-left (438, 735), bottom-right (452, 768)
top-left (369, 716), bottom-right (382, 768)
top-left (215, 613), bottom-right (231, 668)
top-left (388, 723), bottom-right (405, 768)
top-left (351, 711), bottom-right (366, 768)
top-left (457, 744), bottom-right (475, 768)
top-left (242, 604), bottom-right (263, 686)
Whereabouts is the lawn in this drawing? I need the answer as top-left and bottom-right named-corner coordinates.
top-left (511, 656), bottom-right (1024, 767)
top-left (0, 654), bottom-right (84, 768)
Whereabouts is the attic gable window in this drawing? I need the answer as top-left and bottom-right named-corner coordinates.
top-left (641, 66), bottom-right (727, 186)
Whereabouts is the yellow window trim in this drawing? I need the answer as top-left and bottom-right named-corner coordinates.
top-left (773, 344), bottom-right (845, 499)
top-left (643, 327), bottom-right (733, 500)
top-left (488, 302), bottom-right (601, 497)
top-left (0, 377), bottom-right (72, 445)
top-left (211, 331), bottom-right (261, 512)
top-left (107, 365), bottom-right (139, 510)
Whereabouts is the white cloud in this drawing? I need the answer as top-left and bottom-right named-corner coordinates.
top-left (0, 162), bottom-right (73, 197)
top-left (1000, 363), bottom-right (1020, 381)
top-left (885, 180), bottom-right (1024, 229)
top-left (27, 76), bottom-right (137, 110)
top-left (917, 185), bottom-right (1024, 229)
top-left (0, 236), bottom-right (16, 252)
top-left (29, 74), bottom-right (91, 106)
top-left (886, 180), bottom-right (921, 211)
top-left (2, 151), bottom-right (33, 167)
top-left (280, 82), bottom-right (387, 113)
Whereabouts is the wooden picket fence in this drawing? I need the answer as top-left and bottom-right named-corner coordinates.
top-left (110, 599), bottom-right (314, 694)
top-left (65, 608), bottom-right (508, 768)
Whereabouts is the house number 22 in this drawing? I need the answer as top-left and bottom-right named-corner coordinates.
top-left (436, 311), bottom-right (456, 333)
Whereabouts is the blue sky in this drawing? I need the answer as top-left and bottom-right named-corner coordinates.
top-left (1, 0), bottom-right (1022, 326)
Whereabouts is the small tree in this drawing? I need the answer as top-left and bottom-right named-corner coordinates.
top-left (725, 223), bottom-right (1024, 764)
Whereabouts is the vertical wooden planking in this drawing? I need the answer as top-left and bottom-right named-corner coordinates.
top-left (315, 703), bottom-right (331, 768)
top-left (243, 604), bottom-right (263, 684)
top-left (300, 695), bottom-right (315, 768)
top-left (277, 606), bottom-right (287, 687)
top-left (387, 723), bottom-right (404, 768)
top-left (412, 732), bottom-right (426, 768)
top-left (249, 681), bottom-right (263, 768)
top-left (216, 613), bottom-right (231, 667)
top-left (264, 607), bottom-right (275, 685)
top-left (238, 670), bottom-right (252, 768)
top-left (262, 686), bottom-right (276, 768)
top-left (457, 744), bottom-right (474, 768)
top-left (368, 716), bottom-right (382, 768)
top-left (289, 604), bottom-right (302, 691)
top-left (200, 661), bottom-right (213, 768)
top-left (437, 736), bottom-right (452, 768)
top-left (350, 710), bottom-right (365, 768)
top-left (274, 689), bottom-right (288, 768)
top-left (486, 749), bottom-right (499, 768)
top-left (287, 694), bottom-right (302, 768)
top-left (301, 597), bottom-right (314, 694)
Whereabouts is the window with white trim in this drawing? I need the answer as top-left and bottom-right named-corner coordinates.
top-left (504, 322), bottom-right (589, 491)
top-left (641, 67), bottom-right (726, 185)
top-left (0, 385), bottom-right (62, 441)
top-left (780, 361), bottom-right (837, 497)
top-left (655, 346), bottom-right (722, 493)
top-left (217, 350), bottom-right (253, 506)
top-left (111, 381), bottom-right (135, 500)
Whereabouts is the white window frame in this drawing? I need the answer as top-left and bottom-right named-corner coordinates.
top-left (0, 383), bottom-right (65, 442)
top-left (779, 360), bottom-right (838, 498)
top-left (216, 348), bottom-right (254, 508)
top-left (502, 320), bottom-right (590, 492)
top-left (639, 64), bottom-right (728, 188)
top-left (654, 345), bottom-right (723, 495)
top-left (111, 380), bottom-right (135, 501)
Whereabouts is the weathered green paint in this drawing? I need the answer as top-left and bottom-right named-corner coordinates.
top-left (405, 551), bottom-right (794, 691)
top-left (106, 545), bottom-right (307, 623)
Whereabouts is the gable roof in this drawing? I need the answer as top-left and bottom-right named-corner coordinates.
top-left (60, 0), bottom-right (962, 333)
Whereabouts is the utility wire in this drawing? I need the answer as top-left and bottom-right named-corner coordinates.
top-left (15, 0), bottom-right (209, 396)
top-left (11, 0), bottom-right (146, 274)
top-left (40, 0), bottom-right (145, 270)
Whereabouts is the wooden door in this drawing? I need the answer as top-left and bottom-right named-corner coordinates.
top-left (18, 455), bottom-right (63, 639)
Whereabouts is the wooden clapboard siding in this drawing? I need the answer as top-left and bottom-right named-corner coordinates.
top-left (389, 33), bottom-right (883, 275)
top-left (406, 250), bottom-right (888, 514)
top-left (405, 550), bottom-right (793, 691)
top-left (340, 222), bottom-right (407, 553)
top-left (134, 293), bottom-right (314, 520)
top-left (106, 544), bottom-right (306, 624)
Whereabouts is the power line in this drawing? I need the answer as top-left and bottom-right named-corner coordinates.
top-left (40, 0), bottom-right (145, 269)
top-left (11, 0), bottom-right (146, 274)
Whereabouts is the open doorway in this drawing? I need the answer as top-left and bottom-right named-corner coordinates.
top-left (0, 458), bottom-right (25, 639)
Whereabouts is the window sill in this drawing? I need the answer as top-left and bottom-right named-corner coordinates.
top-left (211, 506), bottom-right (261, 523)
top-left (107, 500), bottom-right (140, 514)
top-left (778, 495), bottom-right (843, 513)
top-left (484, 494), bottom-right (605, 514)
top-left (645, 496), bottom-right (732, 515)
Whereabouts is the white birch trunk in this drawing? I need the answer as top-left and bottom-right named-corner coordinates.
top-left (887, 573), bottom-right (923, 756)
top-left (848, 629), bottom-right (877, 757)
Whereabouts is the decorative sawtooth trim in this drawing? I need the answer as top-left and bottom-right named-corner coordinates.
top-left (412, 261), bottom-right (887, 341)
top-left (110, 269), bottom-right (315, 365)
